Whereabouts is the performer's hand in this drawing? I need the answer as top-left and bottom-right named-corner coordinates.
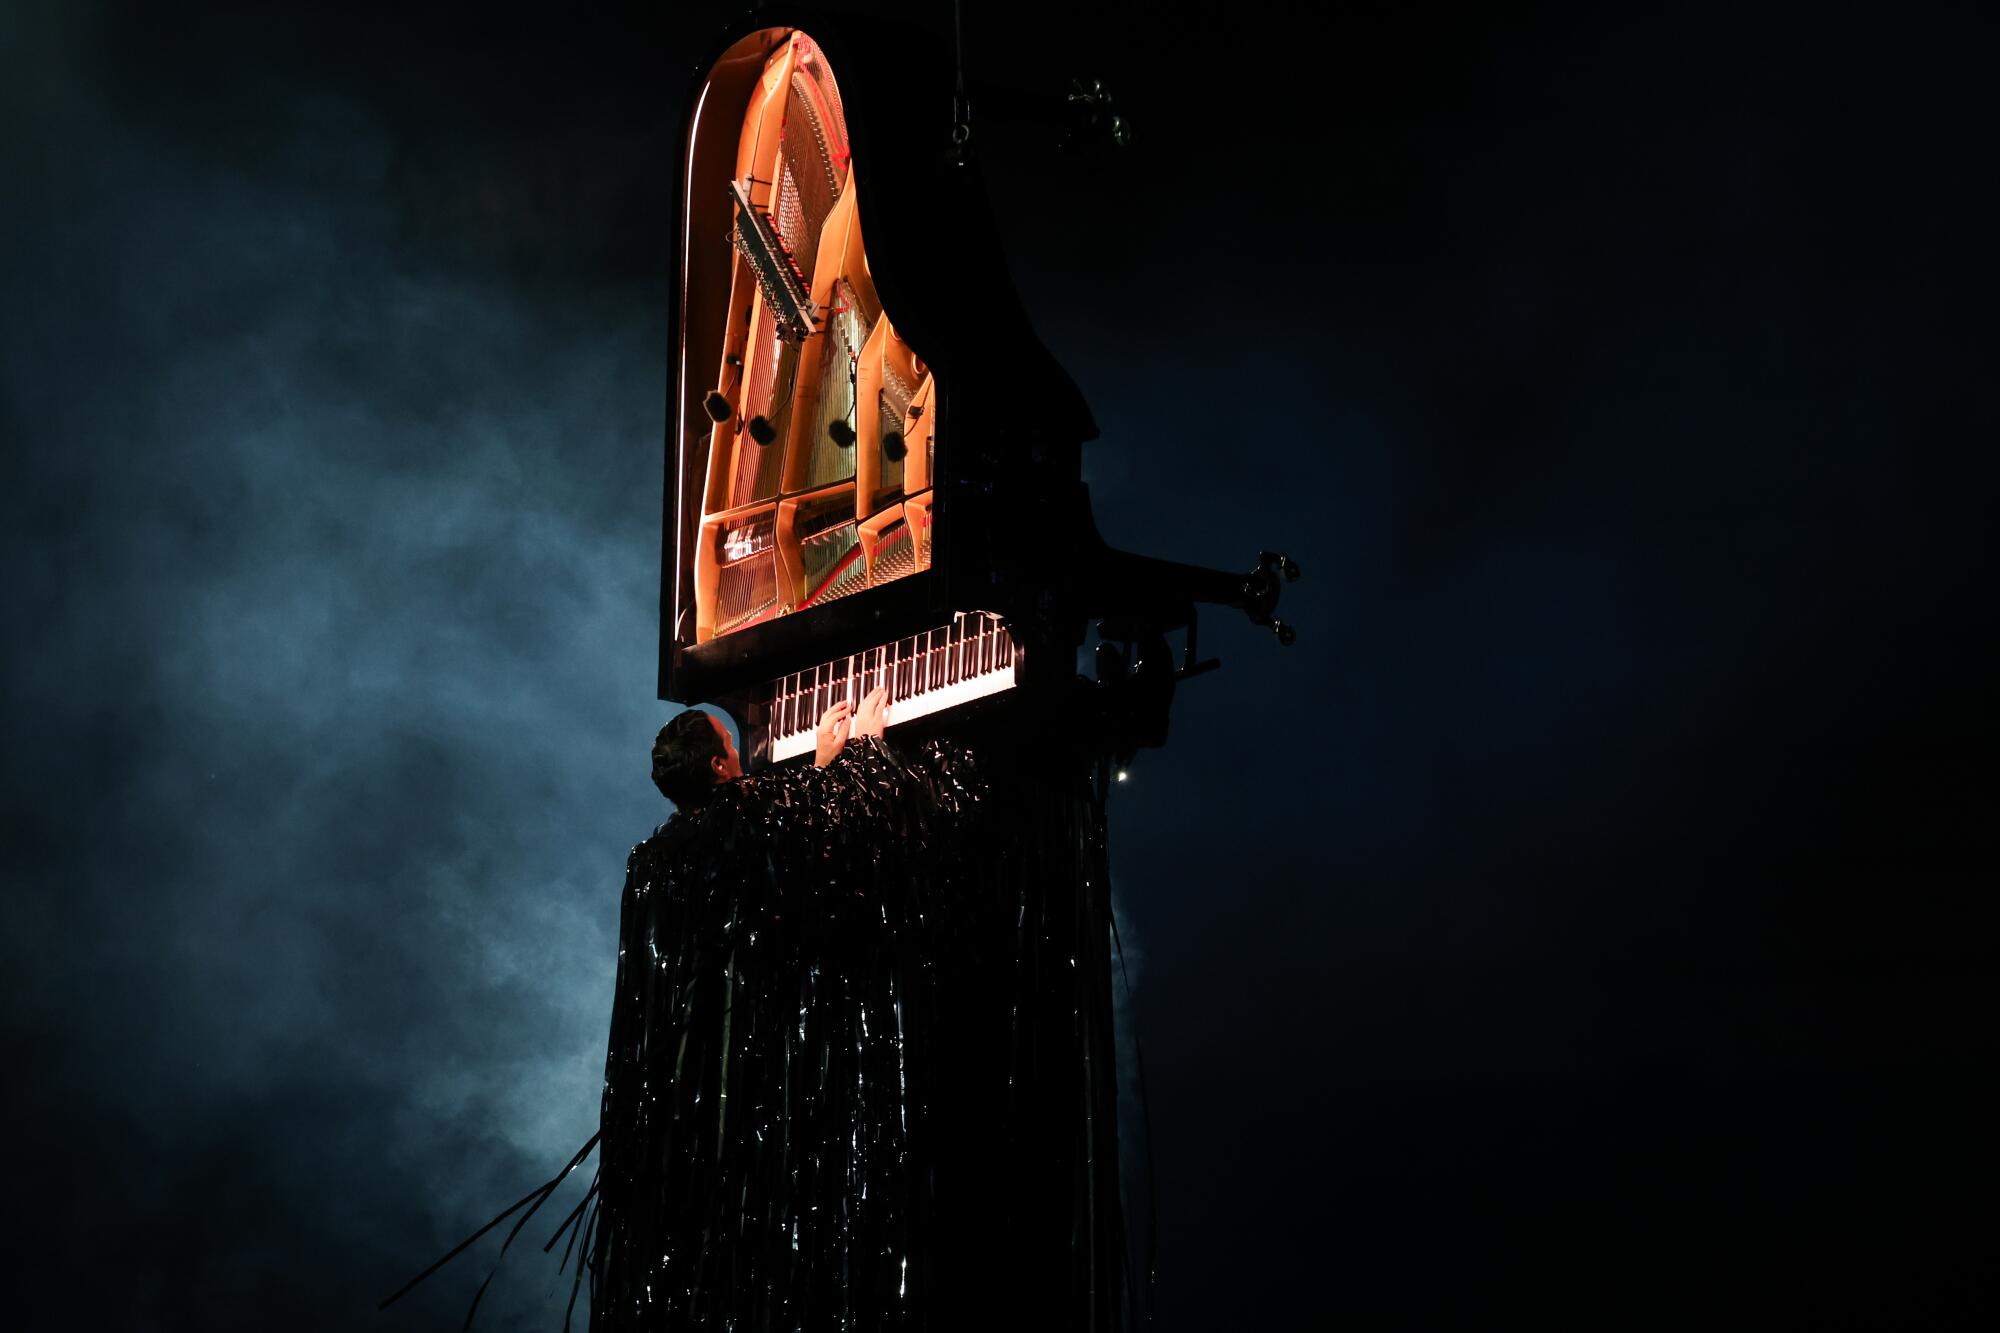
top-left (854, 686), bottom-right (889, 740)
top-left (814, 700), bottom-right (852, 767)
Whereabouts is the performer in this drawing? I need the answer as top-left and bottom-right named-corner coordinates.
top-left (646, 689), bottom-right (890, 808)
top-left (590, 690), bottom-right (997, 1331)
top-left (381, 686), bottom-right (1122, 1332)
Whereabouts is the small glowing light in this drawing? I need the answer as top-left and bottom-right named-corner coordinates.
top-left (1116, 769), bottom-right (1129, 782)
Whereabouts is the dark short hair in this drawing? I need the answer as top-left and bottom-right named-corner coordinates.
top-left (651, 710), bottom-right (725, 808)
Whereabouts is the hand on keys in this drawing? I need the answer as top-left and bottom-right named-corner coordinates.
top-left (854, 686), bottom-right (888, 740)
top-left (813, 700), bottom-right (852, 767)
top-left (813, 687), bottom-right (889, 766)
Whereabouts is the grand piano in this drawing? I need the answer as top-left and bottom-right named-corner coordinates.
top-left (646, 18), bottom-right (1296, 1331)
top-left (659, 23), bottom-right (1294, 770)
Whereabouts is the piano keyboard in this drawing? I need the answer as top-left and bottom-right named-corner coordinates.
top-left (766, 611), bottom-right (1019, 762)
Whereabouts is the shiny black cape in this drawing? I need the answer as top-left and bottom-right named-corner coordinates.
top-left (587, 736), bottom-right (1130, 1332)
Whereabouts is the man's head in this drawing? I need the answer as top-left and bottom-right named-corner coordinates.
top-left (650, 709), bottom-right (742, 808)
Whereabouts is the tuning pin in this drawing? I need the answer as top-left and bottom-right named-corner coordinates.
top-left (828, 419), bottom-right (855, 449)
top-left (702, 391), bottom-right (732, 423)
top-left (747, 415), bottom-right (777, 446)
top-left (1272, 620), bottom-right (1296, 646)
top-left (882, 429), bottom-right (907, 462)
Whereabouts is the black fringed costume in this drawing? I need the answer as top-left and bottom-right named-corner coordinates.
top-left (586, 733), bottom-right (1131, 1332)
top-left (381, 728), bottom-right (1135, 1331)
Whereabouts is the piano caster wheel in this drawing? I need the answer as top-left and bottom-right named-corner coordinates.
top-left (1272, 620), bottom-right (1296, 646)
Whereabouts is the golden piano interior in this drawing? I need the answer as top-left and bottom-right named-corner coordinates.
top-left (692, 31), bottom-right (937, 644)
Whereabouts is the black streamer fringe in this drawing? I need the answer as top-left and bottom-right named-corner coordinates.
top-left (386, 732), bottom-right (1134, 1332)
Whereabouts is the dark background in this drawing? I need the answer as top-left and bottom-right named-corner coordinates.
top-left (4, 1), bottom-right (1993, 1328)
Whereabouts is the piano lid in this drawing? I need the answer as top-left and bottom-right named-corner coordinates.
top-left (661, 17), bottom-right (1097, 704)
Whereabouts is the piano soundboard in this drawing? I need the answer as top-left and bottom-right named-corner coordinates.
top-left (764, 611), bottom-right (1019, 762)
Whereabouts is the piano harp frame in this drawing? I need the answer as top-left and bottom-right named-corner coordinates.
top-left (662, 21), bottom-right (1100, 767)
top-left (660, 23), bottom-right (1096, 716)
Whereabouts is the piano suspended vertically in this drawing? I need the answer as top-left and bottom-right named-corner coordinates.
top-left (642, 16), bottom-right (1297, 1333)
top-left (661, 22), bottom-right (1294, 762)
